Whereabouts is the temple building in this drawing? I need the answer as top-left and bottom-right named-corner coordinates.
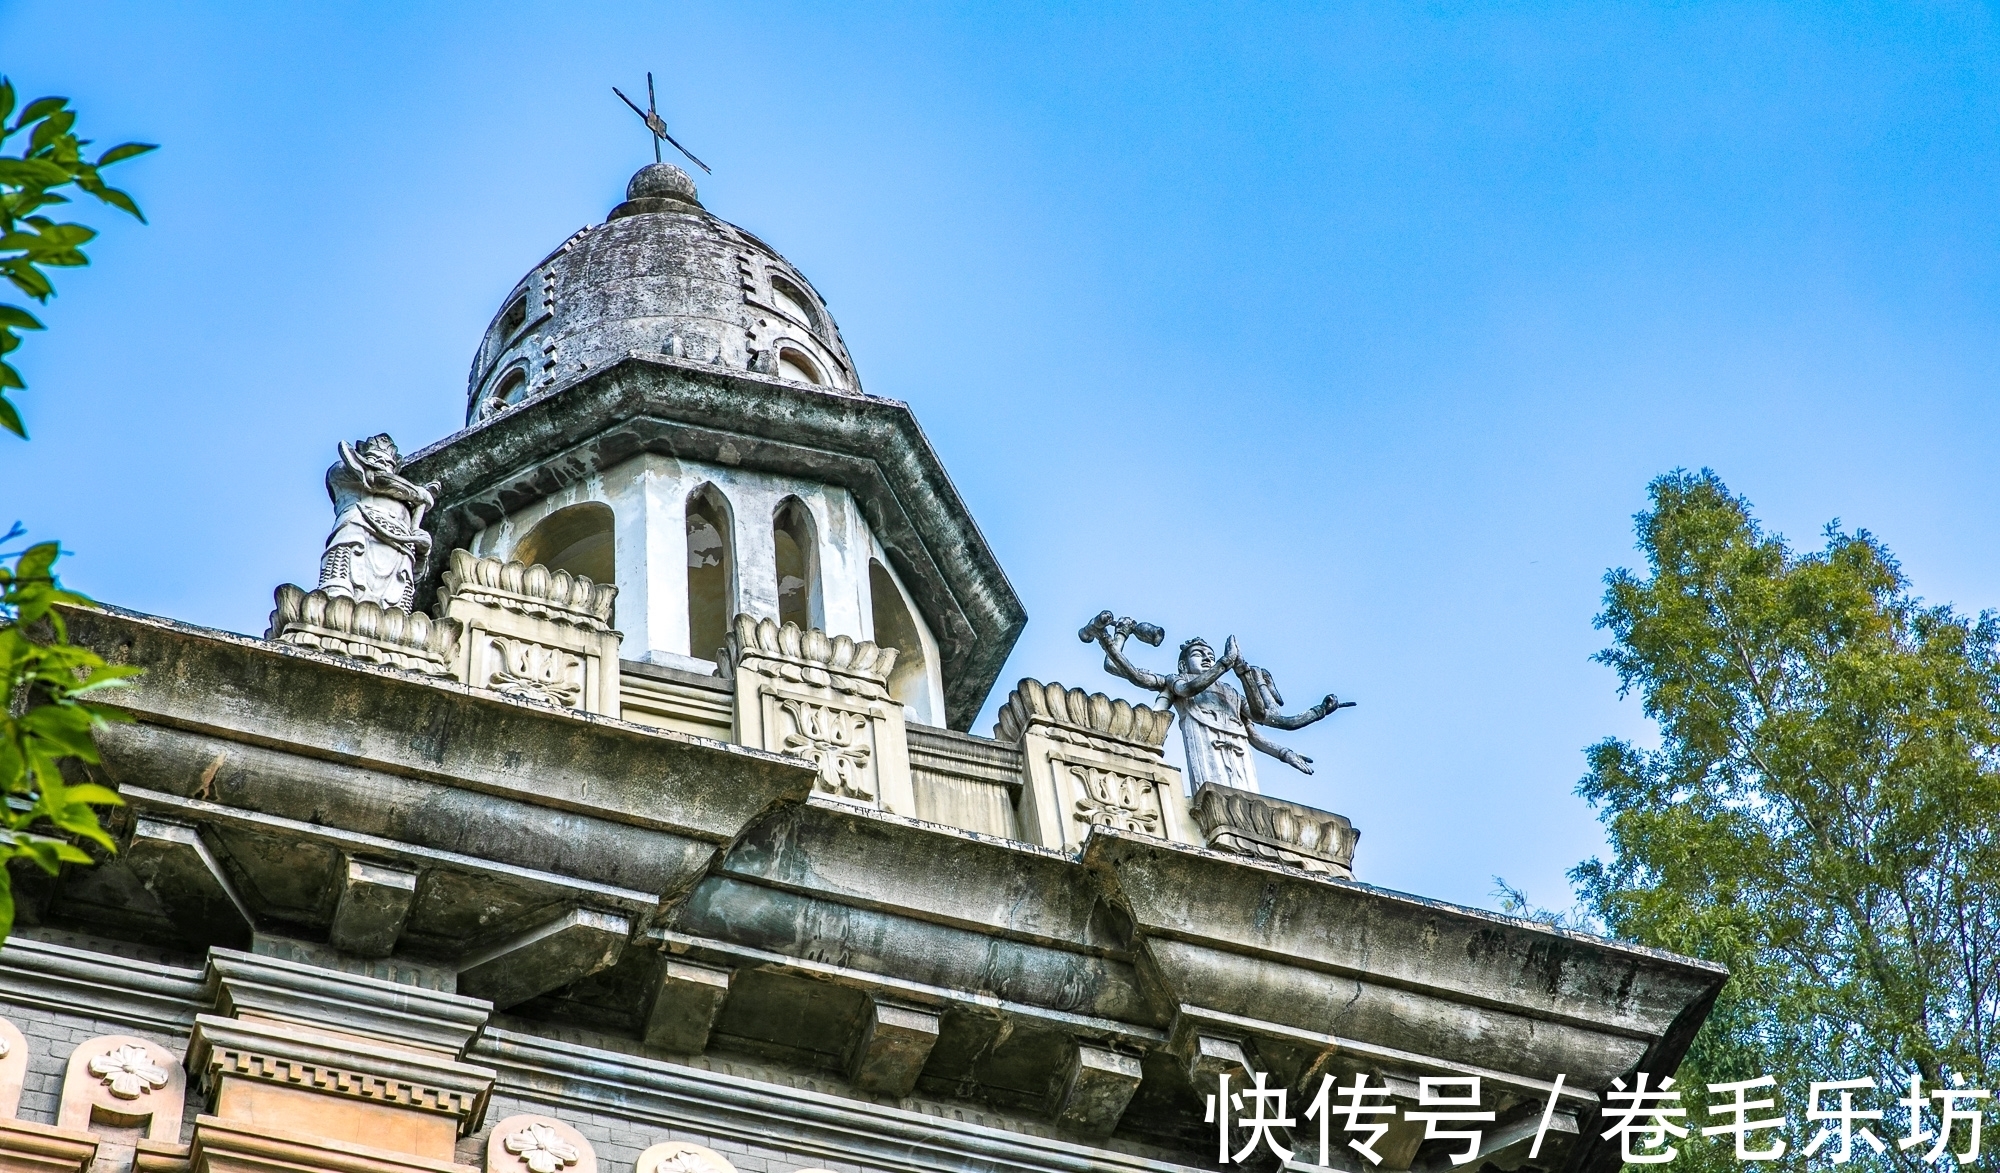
top-left (0, 161), bottom-right (1723, 1173)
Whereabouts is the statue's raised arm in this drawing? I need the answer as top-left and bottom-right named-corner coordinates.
top-left (1078, 611), bottom-right (1173, 693)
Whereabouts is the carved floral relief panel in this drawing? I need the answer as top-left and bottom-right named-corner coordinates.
top-left (766, 692), bottom-right (878, 802)
top-left (486, 1115), bottom-right (596, 1173)
top-left (474, 633), bottom-right (587, 709)
top-left (725, 615), bottom-right (917, 816)
top-left (56, 1034), bottom-right (185, 1143)
top-left (1061, 758), bottom-right (1163, 835)
top-left (1013, 735), bottom-right (1192, 852)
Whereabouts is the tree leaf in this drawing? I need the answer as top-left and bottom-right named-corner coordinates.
top-left (12, 96), bottom-right (67, 131)
top-left (95, 142), bottom-right (156, 167)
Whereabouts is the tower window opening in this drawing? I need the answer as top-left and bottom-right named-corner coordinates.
top-left (870, 559), bottom-right (933, 724)
top-left (775, 348), bottom-right (821, 385)
top-left (686, 486), bottom-right (735, 663)
top-left (773, 498), bottom-right (822, 630)
top-left (499, 293), bottom-right (528, 340)
top-left (494, 367), bottom-right (529, 407)
top-left (769, 276), bottom-right (820, 334)
top-left (514, 503), bottom-right (615, 613)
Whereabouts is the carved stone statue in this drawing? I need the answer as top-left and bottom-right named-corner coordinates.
top-left (1081, 611), bottom-right (1351, 793)
top-left (315, 434), bottom-right (439, 611)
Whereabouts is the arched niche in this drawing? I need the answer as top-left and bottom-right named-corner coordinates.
top-left (773, 497), bottom-right (823, 631)
top-left (686, 485), bottom-right (736, 663)
top-left (514, 502), bottom-right (615, 587)
top-left (870, 558), bottom-right (933, 725)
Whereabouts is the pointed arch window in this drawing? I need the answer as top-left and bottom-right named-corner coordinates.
top-left (686, 486), bottom-right (735, 662)
top-left (773, 498), bottom-right (822, 630)
top-left (870, 559), bottom-right (932, 724)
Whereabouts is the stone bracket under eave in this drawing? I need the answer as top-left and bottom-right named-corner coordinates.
top-left (457, 908), bottom-right (632, 1010)
top-left (122, 815), bottom-right (255, 950)
top-left (329, 857), bottom-right (420, 958)
top-left (846, 995), bottom-right (941, 1098)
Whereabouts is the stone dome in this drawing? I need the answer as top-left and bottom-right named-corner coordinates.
top-left (465, 164), bottom-right (860, 423)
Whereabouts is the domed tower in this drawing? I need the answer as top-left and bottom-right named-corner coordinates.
top-left (463, 163), bottom-right (861, 421)
top-left (405, 163), bottom-right (1023, 730)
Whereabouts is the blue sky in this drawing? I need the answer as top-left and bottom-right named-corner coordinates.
top-left (4, 2), bottom-right (1996, 913)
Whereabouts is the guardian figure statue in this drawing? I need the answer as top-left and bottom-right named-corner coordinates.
top-left (316, 434), bottom-right (438, 611)
top-left (1081, 610), bottom-right (1351, 793)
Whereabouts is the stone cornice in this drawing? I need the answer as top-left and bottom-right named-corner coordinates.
top-left (0, 1118), bottom-right (99, 1173)
top-left (188, 1116), bottom-right (474, 1173)
top-left (401, 355), bottom-right (1028, 731)
top-left (67, 605), bottom-right (813, 846)
top-left (471, 1027), bottom-right (1194, 1173)
top-left (187, 1014), bottom-right (495, 1131)
top-left (206, 950), bottom-right (491, 1056)
top-left (0, 934), bottom-right (208, 1034)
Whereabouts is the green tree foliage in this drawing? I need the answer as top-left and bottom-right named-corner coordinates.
top-left (0, 77), bottom-right (155, 438)
top-left (0, 527), bottom-right (138, 939)
top-left (1573, 470), bottom-right (2000, 1168)
top-left (0, 79), bottom-right (152, 940)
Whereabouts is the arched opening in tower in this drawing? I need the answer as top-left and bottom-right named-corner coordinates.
top-left (773, 497), bottom-right (822, 631)
top-left (870, 558), bottom-right (933, 725)
top-left (686, 486), bottom-right (735, 663)
top-left (514, 502), bottom-right (615, 601)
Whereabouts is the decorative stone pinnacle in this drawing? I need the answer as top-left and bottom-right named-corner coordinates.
top-left (719, 614), bottom-right (898, 700)
top-left (1190, 783), bottom-right (1358, 878)
top-left (439, 548), bottom-right (618, 632)
top-left (993, 678), bottom-right (1173, 755)
top-left (267, 584), bottom-right (461, 676)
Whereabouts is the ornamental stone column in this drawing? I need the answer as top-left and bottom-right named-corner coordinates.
top-left (181, 947), bottom-right (494, 1173)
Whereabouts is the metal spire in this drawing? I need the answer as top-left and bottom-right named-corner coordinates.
top-left (613, 72), bottom-right (711, 174)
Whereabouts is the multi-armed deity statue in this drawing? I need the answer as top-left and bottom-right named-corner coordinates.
top-left (1081, 610), bottom-right (1351, 793)
top-left (315, 434), bottom-right (439, 611)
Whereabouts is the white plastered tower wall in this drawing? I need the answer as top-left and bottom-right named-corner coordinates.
top-left (467, 451), bottom-right (946, 724)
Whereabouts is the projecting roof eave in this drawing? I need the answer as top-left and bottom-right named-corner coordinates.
top-left (404, 354), bottom-right (1027, 731)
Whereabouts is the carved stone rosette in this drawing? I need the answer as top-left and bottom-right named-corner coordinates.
top-left (719, 614), bottom-right (914, 815)
top-left (267, 584), bottom-right (461, 676)
top-left (435, 550), bottom-right (623, 717)
top-left (1189, 782), bottom-right (1358, 878)
top-left (993, 679), bottom-right (1193, 851)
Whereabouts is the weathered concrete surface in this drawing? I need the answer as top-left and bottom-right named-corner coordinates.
top-left (47, 602), bottom-right (1723, 1172)
top-left (1085, 828), bottom-right (1725, 1163)
top-left (1052, 1044), bottom-right (1144, 1139)
top-left (63, 604), bottom-right (816, 957)
top-left (123, 816), bottom-right (254, 950)
top-left (403, 357), bottom-right (1026, 731)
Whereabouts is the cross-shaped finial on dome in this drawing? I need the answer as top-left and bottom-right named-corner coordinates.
top-left (612, 73), bottom-right (711, 174)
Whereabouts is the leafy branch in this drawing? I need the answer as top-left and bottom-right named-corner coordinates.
top-left (0, 77), bottom-right (155, 439)
top-left (1, 525), bottom-right (139, 937)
